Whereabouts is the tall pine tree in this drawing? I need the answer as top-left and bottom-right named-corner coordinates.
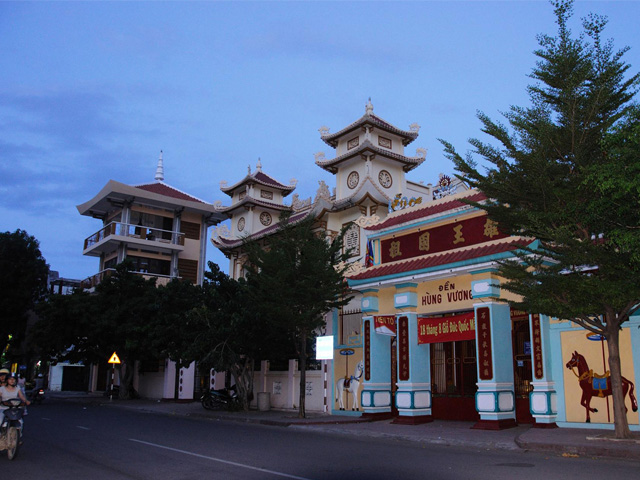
top-left (441, 0), bottom-right (639, 438)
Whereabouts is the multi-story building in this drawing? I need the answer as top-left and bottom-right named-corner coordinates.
top-left (211, 101), bottom-right (467, 413)
top-left (76, 153), bottom-right (225, 399)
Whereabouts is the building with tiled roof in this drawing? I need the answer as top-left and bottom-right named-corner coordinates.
top-left (210, 101), bottom-right (472, 414)
top-left (343, 185), bottom-right (567, 428)
top-left (77, 152), bottom-right (225, 288)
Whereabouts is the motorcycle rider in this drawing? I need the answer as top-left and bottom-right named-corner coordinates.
top-left (0, 369), bottom-right (9, 387)
top-left (0, 375), bottom-right (30, 427)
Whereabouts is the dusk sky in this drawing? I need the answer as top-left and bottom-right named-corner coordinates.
top-left (2, 1), bottom-right (638, 281)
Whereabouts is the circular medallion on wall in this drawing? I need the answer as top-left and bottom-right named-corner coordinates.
top-left (347, 171), bottom-right (359, 189)
top-left (237, 217), bottom-right (245, 232)
top-left (378, 170), bottom-right (392, 188)
top-left (260, 212), bottom-right (272, 226)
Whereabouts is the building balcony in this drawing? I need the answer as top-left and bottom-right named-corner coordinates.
top-left (81, 268), bottom-right (176, 291)
top-left (82, 222), bottom-right (185, 257)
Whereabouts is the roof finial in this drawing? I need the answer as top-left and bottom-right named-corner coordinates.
top-left (365, 97), bottom-right (373, 115)
top-left (155, 150), bottom-right (164, 181)
top-left (248, 164), bottom-right (251, 175)
top-left (256, 157), bottom-right (262, 172)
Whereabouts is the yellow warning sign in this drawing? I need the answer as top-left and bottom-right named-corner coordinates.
top-left (108, 352), bottom-right (121, 364)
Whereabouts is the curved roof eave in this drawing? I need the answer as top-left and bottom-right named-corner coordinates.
top-left (316, 140), bottom-right (425, 173)
top-left (76, 180), bottom-right (225, 224)
top-left (321, 113), bottom-right (419, 148)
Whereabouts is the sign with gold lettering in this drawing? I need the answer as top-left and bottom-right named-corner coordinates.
top-left (398, 317), bottom-right (409, 381)
top-left (374, 315), bottom-right (396, 336)
top-left (531, 314), bottom-right (544, 379)
top-left (476, 307), bottom-right (493, 380)
top-left (380, 215), bottom-right (507, 264)
top-left (417, 312), bottom-right (475, 344)
top-left (364, 320), bottom-right (371, 381)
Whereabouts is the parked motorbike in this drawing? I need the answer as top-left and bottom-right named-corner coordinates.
top-left (200, 386), bottom-right (240, 411)
top-left (30, 388), bottom-right (45, 404)
top-left (0, 399), bottom-right (25, 460)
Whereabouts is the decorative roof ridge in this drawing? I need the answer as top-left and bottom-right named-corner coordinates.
top-left (134, 181), bottom-right (209, 204)
top-left (332, 175), bottom-right (392, 208)
top-left (316, 139), bottom-right (426, 173)
top-left (213, 195), bottom-right (293, 213)
top-left (347, 237), bottom-right (529, 281)
top-left (220, 170), bottom-right (296, 197)
top-left (211, 210), bottom-right (312, 249)
top-left (320, 113), bottom-right (419, 148)
top-left (367, 190), bottom-right (487, 231)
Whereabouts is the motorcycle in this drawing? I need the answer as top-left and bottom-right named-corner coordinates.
top-left (200, 386), bottom-right (240, 411)
top-left (0, 399), bottom-right (25, 460)
top-left (30, 388), bottom-right (45, 404)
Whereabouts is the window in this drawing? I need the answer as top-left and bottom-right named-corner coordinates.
top-left (343, 223), bottom-right (360, 256)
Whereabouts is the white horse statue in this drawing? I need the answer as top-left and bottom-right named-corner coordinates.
top-left (336, 361), bottom-right (364, 411)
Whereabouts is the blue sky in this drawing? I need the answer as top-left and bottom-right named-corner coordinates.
top-left (1, 1), bottom-right (638, 280)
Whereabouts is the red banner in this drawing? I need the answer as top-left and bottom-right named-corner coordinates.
top-left (398, 317), bottom-right (409, 381)
top-left (374, 315), bottom-right (396, 336)
top-left (417, 312), bottom-right (475, 345)
top-left (531, 314), bottom-right (544, 379)
top-left (381, 215), bottom-right (507, 264)
top-left (476, 307), bottom-right (493, 380)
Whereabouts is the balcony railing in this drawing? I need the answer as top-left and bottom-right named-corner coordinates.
top-left (81, 268), bottom-right (176, 290)
top-left (83, 222), bottom-right (185, 251)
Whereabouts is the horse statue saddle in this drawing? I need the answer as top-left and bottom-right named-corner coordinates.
top-left (343, 376), bottom-right (352, 388)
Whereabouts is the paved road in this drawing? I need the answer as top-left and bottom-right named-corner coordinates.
top-left (2, 401), bottom-right (638, 479)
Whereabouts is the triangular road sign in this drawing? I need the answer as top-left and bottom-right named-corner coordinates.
top-left (108, 352), bottom-right (121, 364)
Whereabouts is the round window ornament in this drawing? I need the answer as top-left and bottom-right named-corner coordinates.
top-left (347, 171), bottom-right (359, 189)
top-left (260, 212), bottom-right (272, 226)
top-left (237, 217), bottom-right (245, 232)
top-left (378, 170), bottom-right (392, 188)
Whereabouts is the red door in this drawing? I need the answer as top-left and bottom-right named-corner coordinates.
top-left (430, 340), bottom-right (479, 421)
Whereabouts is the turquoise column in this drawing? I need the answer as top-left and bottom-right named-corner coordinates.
top-left (392, 283), bottom-right (432, 424)
top-left (360, 289), bottom-right (393, 417)
top-left (473, 301), bottom-right (517, 429)
top-left (529, 314), bottom-right (558, 427)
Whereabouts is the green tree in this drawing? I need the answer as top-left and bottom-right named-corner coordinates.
top-left (33, 261), bottom-right (160, 399)
top-left (0, 229), bottom-right (49, 357)
top-left (441, 0), bottom-right (639, 438)
top-left (244, 215), bottom-right (353, 418)
top-left (172, 263), bottom-right (273, 410)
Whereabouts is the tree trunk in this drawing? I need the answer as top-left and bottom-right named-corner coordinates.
top-left (298, 332), bottom-right (307, 419)
top-left (605, 314), bottom-right (633, 439)
top-left (119, 360), bottom-right (137, 400)
top-left (230, 356), bottom-right (254, 411)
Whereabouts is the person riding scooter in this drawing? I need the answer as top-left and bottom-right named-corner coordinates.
top-left (0, 375), bottom-right (29, 426)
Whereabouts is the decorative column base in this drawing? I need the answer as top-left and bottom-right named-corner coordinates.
top-left (361, 383), bottom-right (392, 416)
top-left (394, 384), bottom-right (433, 424)
top-left (474, 383), bottom-right (516, 430)
top-left (530, 382), bottom-right (558, 428)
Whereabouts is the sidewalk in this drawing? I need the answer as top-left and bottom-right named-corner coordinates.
top-left (49, 392), bottom-right (640, 461)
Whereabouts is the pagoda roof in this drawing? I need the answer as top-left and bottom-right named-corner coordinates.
top-left (321, 112), bottom-right (418, 148)
top-left (211, 209), bottom-right (312, 251)
top-left (135, 181), bottom-right (207, 204)
top-left (366, 190), bottom-right (487, 232)
top-left (316, 139), bottom-right (425, 173)
top-left (221, 170), bottom-right (295, 197)
top-left (77, 180), bottom-right (225, 224)
top-left (348, 237), bottom-right (528, 282)
top-left (214, 195), bottom-right (293, 215)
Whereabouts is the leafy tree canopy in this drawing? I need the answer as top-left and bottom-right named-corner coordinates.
top-left (0, 229), bottom-right (49, 355)
top-left (440, 0), bottom-right (639, 437)
top-left (243, 213), bottom-right (353, 417)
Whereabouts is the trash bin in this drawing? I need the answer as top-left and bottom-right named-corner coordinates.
top-left (257, 392), bottom-right (271, 411)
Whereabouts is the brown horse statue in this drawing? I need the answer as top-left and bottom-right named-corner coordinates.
top-left (565, 350), bottom-right (638, 423)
